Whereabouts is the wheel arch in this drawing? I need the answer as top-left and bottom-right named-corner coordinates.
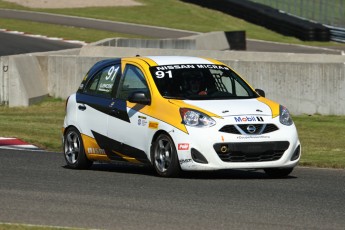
top-left (150, 130), bottom-right (178, 163)
top-left (63, 125), bottom-right (86, 155)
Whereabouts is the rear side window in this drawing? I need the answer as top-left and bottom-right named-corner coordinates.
top-left (84, 65), bottom-right (120, 97)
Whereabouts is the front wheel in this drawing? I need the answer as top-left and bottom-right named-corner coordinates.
top-left (152, 133), bottom-right (181, 177)
top-left (63, 127), bottom-right (93, 169)
top-left (264, 167), bottom-right (294, 178)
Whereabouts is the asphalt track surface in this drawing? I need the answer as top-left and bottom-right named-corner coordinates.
top-left (1, 9), bottom-right (345, 230)
top-left (1, 149), bottom-right (345, 230)
top-left (0, 31), bottom-right (81, 56)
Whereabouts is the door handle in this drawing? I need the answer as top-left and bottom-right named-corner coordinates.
top-left (110, 108), bottom-right (119, 115)
top-left (78, 104), bottom-right (86, 111)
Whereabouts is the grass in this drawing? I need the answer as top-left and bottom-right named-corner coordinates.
top-left (0, 223), bottom-right (79, 230)
top-left (0, 0), bottom-right (343, 47)
top-left (0, 98), bottom-right (344, 169)
top-left (0, 18), bottom-right (149, 43)
top-left (293, 115), bottom-right (345, 169)
top-left (0, 97), bottom-right (65, 151)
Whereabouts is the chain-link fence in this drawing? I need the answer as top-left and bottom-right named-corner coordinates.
top-left (250, 0), bottom-right (345, 28)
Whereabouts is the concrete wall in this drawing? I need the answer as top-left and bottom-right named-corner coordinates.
top-left (92, 38), bottom-right (197, 50)
top-left (47, 55), bottom-right (103, 99)
top-left (8, 55), bottom-right (48, 107)
top-left (226, 61), bottom-right (345, 115)
top-left (90, 31), bottom-right (244, 51)
top-left (46, 46), bottom-right (345, 115)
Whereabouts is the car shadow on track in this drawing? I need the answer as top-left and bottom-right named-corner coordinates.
top-left (180, 169), bottom-right (297, 180)
top-left (64, 163), bottom-right (297, 180)
top-left (89, 162), bottom-right (156, 176)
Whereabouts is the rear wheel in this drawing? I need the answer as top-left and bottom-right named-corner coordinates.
top-left (264, 167), bottom-right (294, 178)
top-left (152, 133), bottom-right (180, 177)
top-left (63, 127), bottom-right (93, 169)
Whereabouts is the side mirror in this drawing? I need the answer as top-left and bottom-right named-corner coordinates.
top-left (255, 89), bottom-right (265, 97)
top-left (128, 91), bottom-right (151, 105)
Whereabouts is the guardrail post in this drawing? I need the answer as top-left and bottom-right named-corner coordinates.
top-left (0, 56), bottom-right (9, 105)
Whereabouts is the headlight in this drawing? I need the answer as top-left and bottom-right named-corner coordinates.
top-left (279, 105), bottom-right (293, 126)
top-left (180, 108), bottom-right (216, 127)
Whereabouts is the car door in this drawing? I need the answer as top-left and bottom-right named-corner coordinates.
top-left (76, 62), bottom-right (121, 148)
top-left (105, 62), bottom-right (151, 163)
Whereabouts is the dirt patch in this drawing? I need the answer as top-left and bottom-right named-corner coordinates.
top-left (3, 0), bottom-right (143, 8)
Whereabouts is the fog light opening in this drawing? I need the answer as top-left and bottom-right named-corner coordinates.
top-left (191, 148), bottom-right (208, 164)
top-left (220, 145), bottom-right (228, 153)
top-left (290, 145), bottom-right (301, 161)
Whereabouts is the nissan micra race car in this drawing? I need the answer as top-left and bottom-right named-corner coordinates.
top-left (63, 56), bottom-right (301, 177)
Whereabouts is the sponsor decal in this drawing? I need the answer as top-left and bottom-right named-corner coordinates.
top-left (148, 121), bottom-right (159, 129)
top-left (138, 116), bottom-right (147, 126)
top-left (179, 159), bottom-right (192, 164)
top-left (156, 65), bottom-right (196, 71)
top-left (99, 83), bottom-right (113, 92)
top-left (87, 148), bottom-right (106, 155)
top-left (234, 116), bottom-right (264, 122)
top-left (153, 65), bottom-right (229, 79)
top-left (155, 64), bottom-right (229, 71)
top-left (196, 64), bottom-right (229, 70)
top-left (178, 143), bottom-right (190, 150)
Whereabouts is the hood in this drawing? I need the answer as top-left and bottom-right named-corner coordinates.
top-left (172, 98), bottom-right (278, 117)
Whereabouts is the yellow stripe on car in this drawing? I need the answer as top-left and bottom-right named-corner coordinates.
top-left (257, 97), bottom-right (280, 118)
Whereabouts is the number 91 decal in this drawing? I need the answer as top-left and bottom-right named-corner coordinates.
top-left (105, 66), bottom-right (119, 81)
top-left (155, 70), bottom-right (172, 79)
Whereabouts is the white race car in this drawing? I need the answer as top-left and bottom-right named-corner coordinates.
top-left (63, 56), bottom-right (301, 177)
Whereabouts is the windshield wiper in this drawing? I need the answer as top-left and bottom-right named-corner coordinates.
top-left (163, 96), bottom-right (186, 100)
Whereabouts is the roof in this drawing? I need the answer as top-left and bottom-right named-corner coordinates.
top-left (145, 56), bottom-right (214, 66)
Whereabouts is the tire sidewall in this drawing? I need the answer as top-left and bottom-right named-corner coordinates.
top-left (64, 127), bottom-right (92, 169)
top-left (152, 133), bottom-right (180, 177)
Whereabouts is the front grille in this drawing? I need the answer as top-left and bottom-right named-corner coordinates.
top-left (219, 124), bottom-right (278, 135)
top-left (214, 141), bottom-right (290, 162)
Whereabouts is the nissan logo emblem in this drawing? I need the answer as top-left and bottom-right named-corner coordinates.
top-left (247, 125), bottom-right (256, 134)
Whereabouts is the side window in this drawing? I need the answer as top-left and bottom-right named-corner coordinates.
top-left (210, 69), bottom-right (250, 96)
top-left (234, 79), bottom-right (249, 96)
top-left (84, 64), bottom-right (120, 97)
top-left (117, 65), bottom-right (149, 100)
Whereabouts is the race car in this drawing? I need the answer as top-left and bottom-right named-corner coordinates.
top-left (62, 56), bottom-right (301, 177)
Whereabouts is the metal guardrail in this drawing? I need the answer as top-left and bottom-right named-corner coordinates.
top-left (182, 0), bottom-right (330, 41)
top-left (325, 25), bottom-right (345, 43)
top-left (250, 0), bottom-right (345, 43)
top-left (251, 0), bottom-right (345, 28)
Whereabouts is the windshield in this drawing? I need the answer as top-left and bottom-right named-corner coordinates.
top-left (150, 64), bottom-right (257, 100)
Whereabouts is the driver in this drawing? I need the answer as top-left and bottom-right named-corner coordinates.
top-left (183, 71), bottom-right (207, 95)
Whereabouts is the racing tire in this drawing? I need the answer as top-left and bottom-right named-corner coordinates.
top-left (152, 133), bottom-right (181, 177)
top-left (264, 167), bottom-right (294, 178)
top-left (63, 127), bottom-right (93, 169)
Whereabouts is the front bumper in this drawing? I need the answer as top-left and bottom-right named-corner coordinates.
top-left (172, 119), bottom-right (301, 171)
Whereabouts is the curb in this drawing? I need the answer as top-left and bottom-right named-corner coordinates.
top-left (0, 137), bottom-right (40, 150)
top-left (0, 28), bottom-right (87, 46)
